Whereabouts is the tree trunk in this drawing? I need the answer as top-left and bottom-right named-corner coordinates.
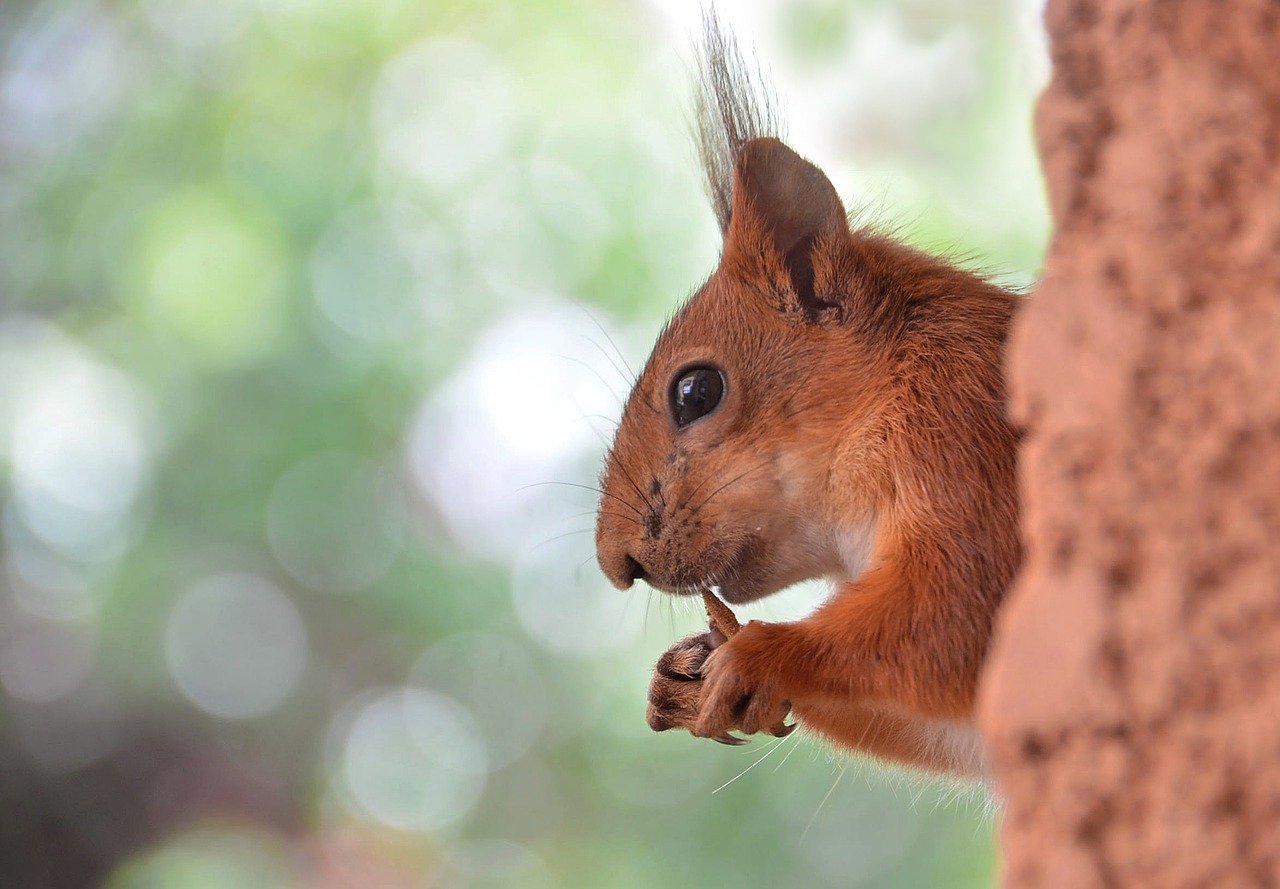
top-left (980, 1), bottom-right (1280, 885)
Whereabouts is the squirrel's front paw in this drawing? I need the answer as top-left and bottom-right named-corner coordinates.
top-left (647, 632), bottom-right (743, 743)
top-left (694, 623), bottom-right (794, 741)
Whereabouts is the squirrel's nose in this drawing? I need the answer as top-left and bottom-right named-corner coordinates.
top-left (601, 550), bottom-right (648, 589)
top-left (623, 555), bottom-right (647, 584)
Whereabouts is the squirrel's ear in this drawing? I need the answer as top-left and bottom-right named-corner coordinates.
top-left (723, 137), bottom-right (847, 318)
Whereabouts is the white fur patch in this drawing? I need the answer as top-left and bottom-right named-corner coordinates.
top-left (916, 719), bottom-right (991, 779)
top-left (834, 520), bottom-right (876, 583)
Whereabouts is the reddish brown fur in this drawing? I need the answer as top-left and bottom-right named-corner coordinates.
top-left (595, 27), bottom-right (1020, 777)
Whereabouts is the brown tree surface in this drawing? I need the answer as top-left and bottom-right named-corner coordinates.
top-left (981, 1), bottom-right (1280, 886)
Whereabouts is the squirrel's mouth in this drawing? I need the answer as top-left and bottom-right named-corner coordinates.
top-left (710, 535), bottom-right (819, 605)
top-left (634, 521), bottom-right (826, 605)
top-left (687, 537), bottom-right (775, 605)
top-left (635, 535), bottom-right (756, 601)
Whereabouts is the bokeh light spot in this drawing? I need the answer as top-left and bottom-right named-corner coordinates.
top-left (165, 573), bottom-right (308, 719)
top-left (458, 165), bottom-right (563, 298)
top-left (1, 6), bottom-right (127, 153)
top-left (104, 823), bottom-right (293, 889)
top-left (374, 38), bottom-right (512, 191)
top-left (411, 632), bottom-right (547, 770)
top-left (340, 687), bottom-right (487, 833)
top-left (442, 839), bottom-right (552, 889)
top-left (140, 0), bottom-right (255, 48)
top-left (2, 321), bottom-right (149, 563)
top-left (3, 533), bottom-right (105, 621)
top-left (309, 205), bottom-right (422, 344)
top-left (134, 186), bottom-right (286, 368)
top-left (512, 535), bottom-right (642, 659)
top-left (407, 306), bottom-right (631, 560)
top-left (266, 452), bottom-right (403, 594)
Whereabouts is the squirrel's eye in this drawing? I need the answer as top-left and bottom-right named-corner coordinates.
top-left (670, 366), bottom-right (725, 428)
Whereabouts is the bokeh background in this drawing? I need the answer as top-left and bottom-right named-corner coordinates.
top-left (0, 0), bottom-right (1049, 886)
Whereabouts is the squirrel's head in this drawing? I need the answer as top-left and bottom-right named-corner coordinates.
top-left (595, 137), bottom-right (892, 603)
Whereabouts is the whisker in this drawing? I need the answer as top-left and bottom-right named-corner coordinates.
top-left (690, 459), bottom-right (772, 513)
top-left (643, 585), bottom-right (656, 637)
top-left (596, 510), bottom-right (642, 526)
top-left (579, 413), bottom-right (621, 429)
top-left (533, 527), bottom-right (596, 544)
top-left (712, 731), bottom-right (797, 794)
top-left (772, 727), bottom-right (804, 773)
top-left (801, 761), bottom-right (849, 845)
top-left (575, 303), bottom-right (638, 385)
top-left (569, 304), bottom-right (667, 422)
top-left (522, 481), bottom-right (645, 518)
top-left (555, 353), bottom-right (627, 410)
top-left (611, 456), bottom-right (656, 512)
top-left (578, 414), bottom-right (616, 450)
top-left (681, 463), bottom-right (720, 508)
top-left (577, 335), bottom-right (636, 392)
top-left (566, 508), bottom-right (613, 522)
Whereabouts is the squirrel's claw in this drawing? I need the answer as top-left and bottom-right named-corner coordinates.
top-left (713, 733), bottom-right (750, 746)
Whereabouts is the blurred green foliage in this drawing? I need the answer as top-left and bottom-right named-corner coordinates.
top-left (0, 0), bottom-right (1046, 886)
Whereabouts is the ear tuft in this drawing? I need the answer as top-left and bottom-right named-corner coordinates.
top-left (725, 138), bottom-right (847, 318)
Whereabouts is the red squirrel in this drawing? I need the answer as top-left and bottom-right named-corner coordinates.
top-left (594, 16), bottom-right (1020, 776)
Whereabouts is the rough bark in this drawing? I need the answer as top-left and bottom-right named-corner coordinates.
top-left (980, 1), bottom-right (1280, 886)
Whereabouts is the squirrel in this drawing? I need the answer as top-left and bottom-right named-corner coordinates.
top-left (594, 14), bottom-right (1020, 777)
